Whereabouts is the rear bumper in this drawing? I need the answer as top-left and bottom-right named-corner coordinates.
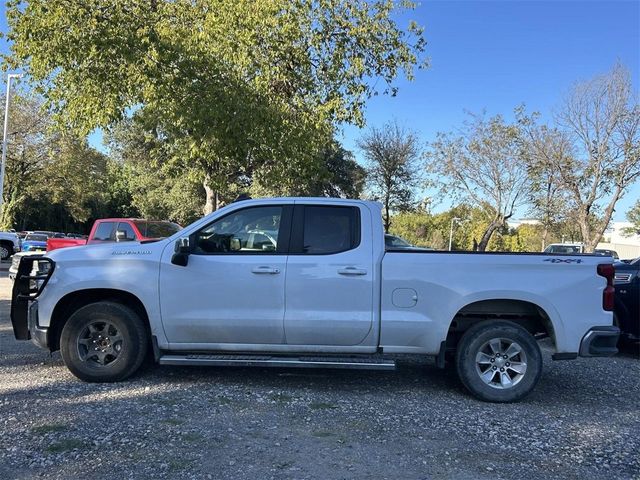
top-left (579, 326), bottom-right (620, 357)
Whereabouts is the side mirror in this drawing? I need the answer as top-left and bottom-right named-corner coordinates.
top-left (171, 237), bottom-right (191, 266)
top-left (175, 236), bottom-right (191, 253)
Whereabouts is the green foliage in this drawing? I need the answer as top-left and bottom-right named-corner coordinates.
top-left (0, 92), bottom-right (115, 232)
top-left (623, 200), bottom-right (640, 237)
top-left (6, 0), bottom-right (426, 212)
top-left (390, 206), bottom-right (557, 252)
top-left (251, 141), bottom-right (366, 198)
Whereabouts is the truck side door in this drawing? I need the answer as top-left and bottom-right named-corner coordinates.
top-left (284, 203), bottom-right (375, 346)
top-left (159, 204), bottom-right (292, 346)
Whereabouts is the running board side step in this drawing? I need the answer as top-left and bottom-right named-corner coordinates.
top-left (158, 354), bottom-right (396, 371)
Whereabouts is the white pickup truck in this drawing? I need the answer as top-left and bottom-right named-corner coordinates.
top-left (11, 198), bottom-right (619, 402)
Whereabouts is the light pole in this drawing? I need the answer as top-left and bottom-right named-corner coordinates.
top-left (448, 217), bottom-right (461, 251)
top-left (0, 73), bottom-right (23, 212)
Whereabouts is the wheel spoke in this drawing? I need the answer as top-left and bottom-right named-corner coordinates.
top-left (96, 352), bottom-right (107, 365)
top-left (480, 367), bottom-right (496, 384)
top-left (504, 342), bottom-right (522, 359)
top-left (488, 339), bottom-right (501, 355)
top-left (80, 349), bottom-right (98, 362)
top-left (499, 372), bottom-right (513, 388)
top-left (476, 352), bottom-right (493, 364)
top-left (507, 361), bottom-right (526, 374)
top-left (110, 334), bottom-right (123, 345)
top-left (78, 338), bottom-right (92, 347)
top-left (87, 324), bottom-right (99, 334)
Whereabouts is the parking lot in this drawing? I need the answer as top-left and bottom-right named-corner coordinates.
top-left (0, 272), bottom-right (638, 480)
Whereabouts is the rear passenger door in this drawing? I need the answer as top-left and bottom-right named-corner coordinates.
top-left (284, 203), bottom-right (375, 346)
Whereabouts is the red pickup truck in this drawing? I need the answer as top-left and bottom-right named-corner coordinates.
top-left (47, 218), bottom-right (182, 251)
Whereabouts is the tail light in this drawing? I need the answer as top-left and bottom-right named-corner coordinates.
top-left (597, 264), bottom-right (615, 311)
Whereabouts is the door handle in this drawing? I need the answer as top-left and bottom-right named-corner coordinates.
top-left (251, 266), bottom-right (280, 274)
top-left (338, 267), bottom-right (367, 276)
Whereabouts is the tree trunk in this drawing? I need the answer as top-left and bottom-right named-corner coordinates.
top-left (586, 186), bottom-right (623, 252)
top-left (541, 225), bottom-right (549, 251)
top-left (576, 206), bottom-right (592, 252)
top-left (203, 176), bottom-right (218, 215)
top-left (384, 196), bottom-right (391, 233)
top-left (477, 219), bottom-right (503, 252)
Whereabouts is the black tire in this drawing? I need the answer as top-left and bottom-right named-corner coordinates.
top-left (60, 302), bottom-right (148, 382)
top-left (455, 320), bottom-right (542, 403)
top-left (0, 241), bottom-right (13, 260)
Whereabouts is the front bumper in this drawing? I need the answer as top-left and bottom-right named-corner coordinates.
top-left (579, 326), bottom-right (620, 357)
top-left (27, 301), bottom-right (48, 349)
top-left (10, 256), bottom-right (54, 350)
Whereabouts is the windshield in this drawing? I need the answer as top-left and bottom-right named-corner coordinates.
top-left (133, 221), bottom-right (181, 239)
top-left (25, 234), bottom-right (47, 242)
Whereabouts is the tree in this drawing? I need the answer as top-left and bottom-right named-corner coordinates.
top-left (359, 121), bottom-right (422, 232)
top-left (6, 0), bottom-right (426, 213)
top-left (536, 63), bottom-right (639, 252)
top-left (517, 114), bottom-right (572, 250)
top-left (427, 112), bottom-right (531, 251)
top-left (251, 140), bottom-right (366, 198)
top-left (0, 91), bottom-right (112, 231)
top-left (623, 200), bottom-right (640, 236)
top-left (0, 92), bottom-right (52, 229)
top-left (105, 117), bottom-right (207, 225)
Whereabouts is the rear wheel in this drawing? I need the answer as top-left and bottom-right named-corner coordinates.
top-left (455, 320), bottom-right (542, 403)
top-left (60, 302), bottom-right (148, 382)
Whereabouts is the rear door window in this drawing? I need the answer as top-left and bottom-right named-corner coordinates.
top-left (298, 206), bottom-right (360, 254)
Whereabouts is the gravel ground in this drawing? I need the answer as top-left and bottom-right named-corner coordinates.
top-left (0, 273), bottom-right (639, 480)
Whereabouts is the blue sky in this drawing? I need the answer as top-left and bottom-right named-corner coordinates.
top-left (339, 0), bottom-right (640, 221)
top-left (1, 0), bottom-right (639, 220)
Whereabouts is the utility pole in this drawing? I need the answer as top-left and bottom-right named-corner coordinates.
top-left (448, 217), bottom-right (461, 251)
top-left (0, 73), bottom-right (23, 212)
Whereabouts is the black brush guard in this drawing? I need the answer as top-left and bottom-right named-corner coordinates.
top-left (10, 256), bottom-right (55, 340)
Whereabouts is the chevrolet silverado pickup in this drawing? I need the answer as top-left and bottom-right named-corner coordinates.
top-left (10, 198), bottom-right (619, 402)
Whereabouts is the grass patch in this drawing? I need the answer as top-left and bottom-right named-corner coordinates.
top-left (309, 401), bottom-right (337, 410)
top-left (32, 424), bottom-right (67, 435)
top-left (46, 439), bottom-right (84, 453)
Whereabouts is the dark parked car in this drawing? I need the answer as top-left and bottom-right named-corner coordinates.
top-left (614, 257), bottom-right (639, 343)
top-left (595, 249), bottom-right (619, 260)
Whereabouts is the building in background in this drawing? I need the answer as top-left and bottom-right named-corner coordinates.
top-left (598, 222), bottom-right (640, 260)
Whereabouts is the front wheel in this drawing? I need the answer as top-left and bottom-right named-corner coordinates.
top-left (455, 320), bottom-right (542, 403)
top-left (60, 302), bottom-right (148, 382)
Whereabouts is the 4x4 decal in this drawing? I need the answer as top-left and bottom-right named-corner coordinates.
top-left (544, 258), bottom-right (583, 264)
